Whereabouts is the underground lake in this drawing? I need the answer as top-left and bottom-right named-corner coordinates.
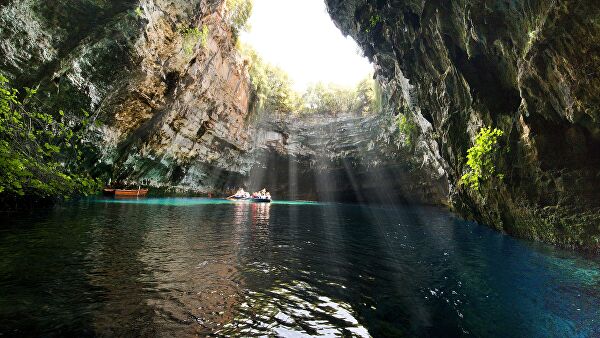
top-left (0, 198), bottom-right (598, 336)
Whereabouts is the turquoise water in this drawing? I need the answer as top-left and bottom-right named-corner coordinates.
top-left (93, 197), bottom-right (319, 206)
top-left (0, 198), bottom-right (598, 336)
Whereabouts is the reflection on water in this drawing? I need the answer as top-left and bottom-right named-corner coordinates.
top-left (0, 199), bottom-right (598, 337)
top-left (251, 202), bottom-right (271, 227)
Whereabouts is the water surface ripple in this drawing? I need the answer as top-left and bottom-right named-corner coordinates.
top-left (0, 198), bottom-right (598, 337)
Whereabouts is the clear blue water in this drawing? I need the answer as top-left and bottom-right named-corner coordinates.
top-left (0, 198), bottom-right (598, 337)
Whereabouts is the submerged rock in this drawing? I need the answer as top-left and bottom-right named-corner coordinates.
top-left (325, 0), bottom-right (600, 250)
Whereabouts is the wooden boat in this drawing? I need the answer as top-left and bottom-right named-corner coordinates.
top-left (115, 189), bottom-right (148, 197)
top-left (103, 188), bottom-right (149, 197)
top-left (226, 195), bottom-right (271, 203)
top-left (102, 188), bottom-right (116, 196)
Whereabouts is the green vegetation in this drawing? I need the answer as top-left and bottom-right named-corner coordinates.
top-left (225, 0), bottom-right (253, 40)
top-left (302, 77), bottom-right (379, 116)
top-left (240, 44), bottom-right (380, 116)
top-left (181, 25), bottom-right (209, 55)
top-left (230, 2), bottom-right (378, 116)
top-left (0, 75), bottom-right (101, 201)
top-left (523, 28), bottom-right (540, 56)
top-left (240, 44), bottom-right (300, 113)
top-left (397, 113), bottom-right (418, 147)
top-left (461, 127), bottom-right (504, 191)
top-left (365, 15), bottom-right (381, 33)
top-left (134, 6), bottom-right (143, 18)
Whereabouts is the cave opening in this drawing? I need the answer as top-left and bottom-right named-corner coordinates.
top-left (239, 0), bottom-right (373, 93)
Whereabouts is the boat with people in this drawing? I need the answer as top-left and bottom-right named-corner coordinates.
top-left (227, 188), bottom-right (251, 200)
top-left (227, 188), bottom-right (272, 203)
top-left (251, 188), bottom-right (272, 203)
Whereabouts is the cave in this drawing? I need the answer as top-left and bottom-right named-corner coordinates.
top-left (1, 0), bottom-right (599, 336)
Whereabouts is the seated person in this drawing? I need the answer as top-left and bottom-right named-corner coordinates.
top-left (234, 188), bottom-right (246, 198)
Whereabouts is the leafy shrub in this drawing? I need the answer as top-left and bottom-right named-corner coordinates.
top-left (0, 75), bottom-right (101, 200)
top-left (365, 15), bottom-right (381, 33)
top-left (134, 7), bottom-right (143, 18)
top-left (181, 25), bottom-right (209, 55)
top-left (397, 113), bottom-right (418, 147)
top-left (461, 127), bottom-right (504, 191)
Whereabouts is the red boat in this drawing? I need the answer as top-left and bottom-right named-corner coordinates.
top-left (103, 188), bottom-right (149, 197)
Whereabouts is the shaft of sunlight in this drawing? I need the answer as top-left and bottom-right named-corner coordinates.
top-left (288, 153), bottom-right (299, 201)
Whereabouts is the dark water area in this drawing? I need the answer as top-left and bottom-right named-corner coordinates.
top-left (0, 198), bottom-right (598, 337)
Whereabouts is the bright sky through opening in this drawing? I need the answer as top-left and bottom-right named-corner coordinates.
top-left (240, 0), bottom-right (373, 91)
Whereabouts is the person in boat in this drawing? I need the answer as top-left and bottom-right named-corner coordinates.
top-left (233, 188), bottom-right (249, 199)
top-left (251, 188), bottom-right (271, 200)
top-left (256, 188), bottom-right (266, 198)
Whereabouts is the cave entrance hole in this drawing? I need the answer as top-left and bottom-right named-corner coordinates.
top-left (232, 0), bottom-right (414, 204)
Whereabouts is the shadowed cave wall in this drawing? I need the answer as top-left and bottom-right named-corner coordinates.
top-left (325, 0), bottom-right (600, 250)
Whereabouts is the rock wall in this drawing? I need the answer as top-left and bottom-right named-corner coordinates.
top-left (245, 113), bottom-right (447, 204)
top-left (0, 0), bottom-right (252, 193)
top-left (325, 0), bottom-right (600, 250)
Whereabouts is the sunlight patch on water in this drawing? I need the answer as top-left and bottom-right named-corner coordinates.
top-left (223, 280), bottom-right (370, 337)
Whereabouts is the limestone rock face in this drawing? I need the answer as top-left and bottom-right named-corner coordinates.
top-left (325, 0), bottom-right (600, 250)
top-left (0, 0), bottom-right (252, 192)
top-left (246, 113), bottom-right (447, 204)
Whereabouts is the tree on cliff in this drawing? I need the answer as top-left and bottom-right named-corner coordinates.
top-left (300, 76), bottom-right (379, 116)
top-left (240, 44), bottom-right (300, 114)
top-left (239, 44), bottom-right (380, 116)
top-left (225, 0), bottom-right (253, 40)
